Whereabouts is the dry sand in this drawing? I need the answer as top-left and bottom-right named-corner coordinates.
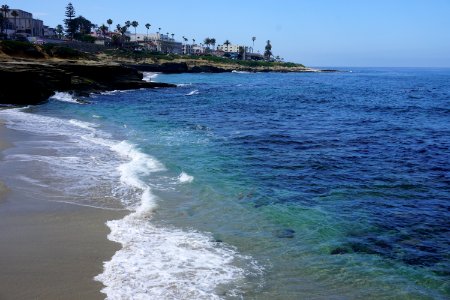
top-left (0, 122), bottom-right (125, 300)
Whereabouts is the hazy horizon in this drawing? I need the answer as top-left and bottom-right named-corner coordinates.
top-left (3, 0), bottom-right (450, 67)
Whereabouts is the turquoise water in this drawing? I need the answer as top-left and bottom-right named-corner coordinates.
top-left (2, 68), bottom-right (449, 299)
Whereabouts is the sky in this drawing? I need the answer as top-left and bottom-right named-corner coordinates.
top-left (3, 0), bottom-right (450, 67)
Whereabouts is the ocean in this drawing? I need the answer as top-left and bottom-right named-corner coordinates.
top-left (1, 68), bottom-right (449, 299)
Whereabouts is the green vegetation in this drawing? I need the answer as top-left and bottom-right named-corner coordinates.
top-left (0, 40), bottom-right (44, 58)
top-left (0, 40), bottom-right (88, 59)
top-left (102, 48), bottom-right (304, 68)
top-left (43, 43), bottom-right (88, 59)
top-left (264, 40), bottom-right (273, 60)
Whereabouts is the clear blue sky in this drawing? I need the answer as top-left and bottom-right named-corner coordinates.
top-left (4, 0), bottom-right (450, 67)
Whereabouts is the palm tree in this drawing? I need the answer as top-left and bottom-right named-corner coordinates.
top-left (203, 37), bottom-right (210, 49)
top-left (116, 23), bottom-right (121, 32)
top-left (99, 24), bottom-right (108, 38)
top-left (171, 33), bottom-right (174, 40)
top-left (125, 20), bottom-right (131, 28)
top-left (145, 23), bottom-right (150, 40)
top-left (1, 4), bottom-right (10, 35)
top-left (11, 10), bottom-right (18, 32)
top-left (210, 38), bottom-right (216, 50)
top-left (224, 39), bottom-right (231, 51)
top-left (107, 19), bottom-right (113, 31)
top-left (158, 27), bottom-right (161, 33)
top-left (192, 38), bottom-right (195, 45)
top-left (252, 36), bottom-right (256, 52)
top-left (131, 21), bottom-right (138, 41)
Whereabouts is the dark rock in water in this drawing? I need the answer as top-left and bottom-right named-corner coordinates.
top-left (126, 62), bottom-right (228, 74)
top-left (0, 61), bottom-right (176, 105)
top-left (275, 228), bottom-right (295, 238)
top-left (330, 247), bottom-right (351, 255)
top-left (189, 65), bottom-right (227, 73)
top-left (214, 239), bottom-right (223, 243)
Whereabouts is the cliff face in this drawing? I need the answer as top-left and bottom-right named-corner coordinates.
top-left (0, 62), bottom-right (176, 105)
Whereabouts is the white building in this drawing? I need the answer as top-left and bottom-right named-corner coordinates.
top-left (217, 43), bottom-right (248, 53)
top-left (129, 33), bottom-right (182, 54)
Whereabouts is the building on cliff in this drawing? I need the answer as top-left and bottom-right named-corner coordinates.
top-left (130, 33), bottom-right (182, 54)
top-left (4, 9), bottom-right (46, 38)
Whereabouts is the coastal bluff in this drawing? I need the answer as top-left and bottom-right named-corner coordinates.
top-left (0, 61), bottom-right (176, 105)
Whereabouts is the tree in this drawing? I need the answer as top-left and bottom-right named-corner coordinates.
top-left (0, 13), bottom-right (3, 36)
top-left (264, 40), bottom-right (272, 60)
top-left (158, 27), bottom-right (161, 34)
top-left (125, 21), bottom-right (131, 28)
top-left (223, 39), bottom-right (231, 51)
top-left (238, 46), bottom-right (245, 60)
top-left (252, 36), bottom-right (256, 52)
top-left (1, 4), bottom-right (10, 36)
top-left (192, 38), bottom-right (195, 45)
top-left (131, 20), bottom-right (138, 41)
top-left (145, 23), bottom-right (150, 40)
top-left (107, 18), bottom-right (113, 31)
top-left (64, 2), bottom-right (76, 39)
top-left (171, 33), bottom-right (174, 40)
top-left (210, 38), bottom-right (216, 50)
top-left (203, 37), bottom-right (211, 49)
top-left (11, 10), bottom-right (18, 31)
top-left (73, 16), bottom-right (93, 35)
top-left (99, 24), bottom-right (108, 37)
top-left (56, 24), bottom-right (64, 39)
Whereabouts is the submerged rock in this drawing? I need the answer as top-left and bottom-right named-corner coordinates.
top-left (330, 247), bottom-right (351, 255)
top-left (275, 228), bottom-right (296, 238)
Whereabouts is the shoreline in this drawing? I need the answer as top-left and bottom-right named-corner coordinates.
top-left (0, 120), bottom-right (126, 299)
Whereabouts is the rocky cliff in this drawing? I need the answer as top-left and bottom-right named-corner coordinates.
top-left (0, 62), bottom-right (176, 105)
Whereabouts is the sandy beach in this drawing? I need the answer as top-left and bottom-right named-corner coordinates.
top-left (0, 122), bottom-right (125, 300)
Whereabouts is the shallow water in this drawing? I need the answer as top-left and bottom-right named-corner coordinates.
top-left (1, 68), bottom-right (449, 299)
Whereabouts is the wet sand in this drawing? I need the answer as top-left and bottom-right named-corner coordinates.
top-left (0, 122), bottom-right (125, 299)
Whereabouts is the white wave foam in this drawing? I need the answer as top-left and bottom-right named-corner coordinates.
top-left (100, 90), bottom-right (120, 95)
top-left (232, 70), bottom-right (250, 74)
top-left (69, 119), bottom-right (98, 131)
top-left (186, 90), bottom-right (199, 96)
top-left (50, 92), bottom-right (79, 103)
top-left (178, 171), bottom-right (194, 183)
top-left (143, 72), bottom-right (160, 82)
top-left (177, 83), bottom-right (192, 87)
top-left (1, 108), bottom-right (256, 299)
top-left (96, 219), bottom-right (246, 300)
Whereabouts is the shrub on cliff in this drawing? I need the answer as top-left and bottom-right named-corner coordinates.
top-left (0, 40), bottom-right (45, 58)
top-left (43, 44), bottom-right (87, 59)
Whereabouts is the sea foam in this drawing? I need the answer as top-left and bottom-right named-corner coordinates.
top-left (178, 171), bottom-right (194, 183)
top-left (143, 72), bottom-right (160, 82)
top-left (186, 90), bottom-right (200, 96)
top-left (0, 107), bottom-right (253, 299)
top-left (50, 92), bottom-right (79, 103)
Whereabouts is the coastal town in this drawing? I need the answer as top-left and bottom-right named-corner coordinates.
top-left (0, 2), bottom-right (285, 62)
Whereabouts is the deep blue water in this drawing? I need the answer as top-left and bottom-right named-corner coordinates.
top-left (7, 68), bottom-right (450, 298)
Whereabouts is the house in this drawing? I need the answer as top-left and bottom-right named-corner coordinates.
top-left (4, 9), bottom-right (44, 37)
top-left (217, 43), bottom-right (248, 53)
top-left (130, 32), bottom-right (182, 54)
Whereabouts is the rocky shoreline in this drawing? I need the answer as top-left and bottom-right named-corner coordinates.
top-left (0, 61), bottom-right (176, 105)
